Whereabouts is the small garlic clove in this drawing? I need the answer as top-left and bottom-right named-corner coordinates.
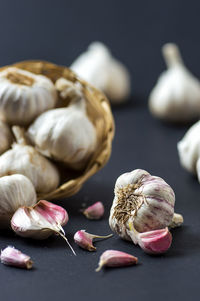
top-left (74, 230), bottom-right (113, 251)
top-left (95, 250), bottom-right (138, 272)
top-left (11, 200), bottom-right (76, 255)
top-left (83, 202), bottom-right (104, 220)
top-left (1, 246), bottom-right (33, 269)
top-left (169, 213), bottom-right (184, 228)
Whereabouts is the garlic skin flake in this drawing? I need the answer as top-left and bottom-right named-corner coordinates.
top-left (0, 126), bottom-right (60, 194)
top-left (149, 43), bottom-right (200, 122)
top-left (1, 246), bottom-right (33, 269)
top-left (0, 121), bottom-right (12, 155)
top-left (0, 174), bottom-right (36, 228)
top-left (74, 230), bottom-right (113, 251)
top-left (109, 169), bottom-right (175, 241)
top-left (83, 202), bottom-right (104, 220)
top-left (0, 67), bottom-right (57, 125)
top-left (27, 98), bottom-right (97, 170)
top-left (70, 42), bottom-right (131, 104)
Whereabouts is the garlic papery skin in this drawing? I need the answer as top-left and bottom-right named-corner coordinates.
top-left (70, 42), bottom-right (131, 104)
top-left (1, 246), bottom-right (33, 269)
top-left (177, 120), bottom-right (200, 175)
top-left (109, 169), bottom-right (175, 241)
top-left (83, 202), bottom-right (104, 220)
top-left (0, 121), bottom-right (12, 154)
top-left (149, 43), bottom-right (200, 122)
top-left (74, 230), bottom-right (113, 251)
top-left (169, 213), bottom-right (184, 228)
top-left (95, 250), bottom-right (138, 272)
top-left (0, 174), bottom-right (36, 228)
top-left (0, 67), bottom-right (57, 125)
top-left (27, 98), bottom-right (97, 170)
top-left (11, 200), bottom-right (76, 255)
top-left (127, 226), bottom-right (172, 254)
top-left (0, 126), bottom-right (60, 194)
top-left (55, 78), bottom-right (83, 102)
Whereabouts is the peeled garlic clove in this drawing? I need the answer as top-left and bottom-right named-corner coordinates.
top-left (11, 200), bottom-right (76, 255)
top-left (177, 120), bottom-right (200, 174)
top-left (0, 67), bottom-right (57, 125)
top-left (0, 126), bottom-right (60, 194)
top-left (0, 121), bottom-right (12, 154)
top-left (74, 230), bottom-right (113, 251)
top-left (1, 246), bottom-right (33, 269)
top-left (0, 174), bottom-right (36, 228)
top-left (149, 43), bottom-right (200, 122)
top-left (109, 169), bottom-right (175, 241)
top-left (95, 250), bottom-right (138, 272)
top-left (83, 202), bottom-right (104, 220)
top-left (27, 98), bottom-right (97, 170)
top-left (70, 42), bottom-right (131, 104)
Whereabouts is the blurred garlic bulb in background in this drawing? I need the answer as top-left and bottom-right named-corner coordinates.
top-left (70, 42), bottom-right (131, 104)
top-left (0, 67), bottom-right (57, 125)
top-left (0, 121), bottom-right (12, 154)
top-left (27, 90), bottom-right (97, 170)
top-left (177, 120), bottom-right (200, 181)
top-left (0, 126), bottom-right (60, 194)
top-left (0, 174), bottom-right (36, 228)
top-left (149, 43), bottom-right (200, 122)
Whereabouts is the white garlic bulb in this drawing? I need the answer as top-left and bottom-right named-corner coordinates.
top-left (109, 169), bottom-right (175, 241)
top-left (177, 120), bottom-right (200, 181)
top-left (0, 126), bottom-right (60, 194)
top-left (0, 67), bottom-right (57, 125)
top-left (0, 120), bottom-right (12, 154)
top-left (70, 42), bottom-right (131, 104)
top-left (27, 95), bottom-right (97, 170)
top-left (149, 43), bottom-right (200, 122)
top-left (0, 174), bottom-right (36, 228)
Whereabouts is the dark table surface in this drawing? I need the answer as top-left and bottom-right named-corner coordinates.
top-left (0, 0), bottom-right (200, 300)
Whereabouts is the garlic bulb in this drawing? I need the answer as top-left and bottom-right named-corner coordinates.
top-left (109, 169), bottom-right (175, 241)
top-left (27, 97), bottom-right (97, 170)
top-left (177, 120), bottom-right (200, 180)
top-left (70, 42), bottom-right (131, 104)
top-left (0, 126), bottom-right (60, 194)
top-left (0, 174), bottom-right (36, 227)
top-left (149, 43), bottom-right (200, 122)
top-left (0, 120), bottom-right (12, 154)
top-left (0, 67), bottom-right (57, 125)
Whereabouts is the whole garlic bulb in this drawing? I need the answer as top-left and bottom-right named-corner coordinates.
top-left (27, 97), bottom-right (97, 170)
top-left (0, 174), bottom-right (36, 227)
top-left (177, 120), bottom-right (200, 180)
top-left (0, 126), bottom-right (60, 194)
top-left (109, 169), bottom-right (175, 240)
top-left (0, 120), bottom-right (12, 154)
top-left (0, 67), bottom-right (57, 125)
top-left (149, 43), bottom-right (200, 122)
top-left (70, 42), bottom-right (131, 104)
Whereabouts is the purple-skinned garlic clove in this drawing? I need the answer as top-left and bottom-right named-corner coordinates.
top-left (11, 200), bottom-right (76, 255)
top-left (83, 202), bottom-right (104, 220)
top-left (96, 250), bottom-right (138, 272)
top-left (74, 230), bottom-right (113, 251)
top-left (1, 246), bottom-right (33, 269)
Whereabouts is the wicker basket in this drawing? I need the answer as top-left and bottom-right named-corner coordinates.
top-left (0, 60), bottom-right (114, 200)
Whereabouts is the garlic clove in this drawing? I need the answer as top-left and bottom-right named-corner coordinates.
top-left (169, 213), bottom-right (184, 228)
top-left (83, 202), bottom-right (104, 220)
top-left (1, 246), bottom-right (33, 269)
top-left (0, 126), bottom-right (60, 194)
top-left (70, 42), bottom-right (131, 104)
top-left (11, 200), bottom-right (76, 255)
top-left (0, 120), bottom-right (12, 155)
top-left (95, 250), bottom-right (138, 272)
top-left (149, 43), bottom-right (200, 122)
top-left (74, 230), bottom-right (113, 251)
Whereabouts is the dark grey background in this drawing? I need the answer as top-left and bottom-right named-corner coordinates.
top-left (0, 0), bottom-right (199, 300)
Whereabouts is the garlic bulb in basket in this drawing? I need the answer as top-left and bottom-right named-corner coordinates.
top-left (0, 174), bottom-right (36, 227)
top-left (0, 67), bottom-right (57, 125)
top-left (0, 126), bottom-right (60, 194)
top-left (0, 120), bottom-right (12, 154)
top-left (149, 43), bottom-right (200, 122)
top-left (27, 96), bottom-right (97, 170)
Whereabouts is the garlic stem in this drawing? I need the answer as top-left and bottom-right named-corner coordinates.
top-left (12, 126), bottom-right (27, 145)
top-left (169, 213), bottom-right (184, 228)
top-left (162, 43), bottom-right (183, 69)
top-left (58, 232), bottom-right (76, 256)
